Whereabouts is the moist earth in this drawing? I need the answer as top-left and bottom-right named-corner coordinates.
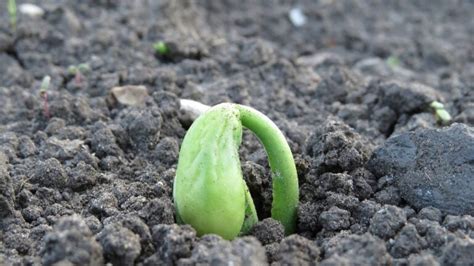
top-left (0, 0), bottom-right (473, 265)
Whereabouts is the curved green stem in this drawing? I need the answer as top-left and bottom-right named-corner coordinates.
top-left (237, 105), bottom-right (299, 234)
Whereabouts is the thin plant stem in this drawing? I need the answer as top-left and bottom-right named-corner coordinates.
top-left (237, 104), bottom-right (299, 234)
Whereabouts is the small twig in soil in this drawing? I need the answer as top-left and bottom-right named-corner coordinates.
top-left (40, 75), bottom-right (51, 118)
top-left (15, 176), bottom-right (33, 198)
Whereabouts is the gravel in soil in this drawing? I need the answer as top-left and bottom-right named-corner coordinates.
top-left (0, 0), bottom-right (473, 265)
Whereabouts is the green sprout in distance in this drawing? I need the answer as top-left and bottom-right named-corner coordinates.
top-left (8, 0), bottom-right (17, 31)
top-left (153, 41), bottom-right (169, 56)
top-left (173, 103), bottom-right (299, 240)
top-left (430, 101), bottom-right (452, 125)
top-left (68, 63), bottom-right (91, 85)
top-left (386, 55), bottom-right (401, 69)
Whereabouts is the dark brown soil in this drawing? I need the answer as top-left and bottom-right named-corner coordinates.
top-left (1, 0), bottom-right (473, 265)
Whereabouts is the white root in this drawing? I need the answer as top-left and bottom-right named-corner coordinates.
top-left (179, 99), bottom-right (211, 122)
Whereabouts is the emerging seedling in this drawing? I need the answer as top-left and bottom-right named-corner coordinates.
top-left (40, 75), bottom-right (51, 118)
top-left (153, 41), bottom-right (169, 56)
top-left (386, 55), bottom-right (401, 69)
top-left (67, 63), bottom-right (91, 85)
top-left (173, 103), bottom-right (299, 240)
top-left (8, 0), bottom-right (17, 31)
top-left (430, 101), bottom-right (452, 125)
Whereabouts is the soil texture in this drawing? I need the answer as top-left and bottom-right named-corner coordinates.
top-left (1, 0), bottom-right (473, 265)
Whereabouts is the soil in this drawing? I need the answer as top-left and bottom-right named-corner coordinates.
top-left (1, 0), bottom-right (473, 265)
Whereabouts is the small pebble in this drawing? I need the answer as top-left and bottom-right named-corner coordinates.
top-left (19, 3), bottom-right (45, 17)
top-left (289, 7), bottom-right (307, 27)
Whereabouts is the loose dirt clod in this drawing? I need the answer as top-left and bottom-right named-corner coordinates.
top-left (369, 123), bottom-right (474, 215)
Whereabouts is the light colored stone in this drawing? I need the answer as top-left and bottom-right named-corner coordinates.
top-left (110, 85), bottom-right (149, 106)
top-left (289, 7), bottom-right (306, 27)
top-left (19, 3), bottom-right (45, 17)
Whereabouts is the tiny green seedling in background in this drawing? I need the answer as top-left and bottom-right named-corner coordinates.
top-left (40, 75), bottom-right (51, 118)
top-left (153, 41), bottom-right (169, 56)
top-left (173, 103), bottom-right (299, 240)
top-left (430, 101), bottom-right (452, 125)
top-left (386, 55), bottom-right (401, 69)
top-left (68, 63), bottom-right (91, 85)
top-left (8, 0), bottom-right (17, 31)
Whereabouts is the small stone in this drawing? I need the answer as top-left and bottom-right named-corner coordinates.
top-left (289, 7), bottom-right (307, 27)
top-left (110, 85), bottom-right (149, 106)
top-left (21, 205), bottom-right (43, 223)
top-left (42, 137), bottom-right (85, 161)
